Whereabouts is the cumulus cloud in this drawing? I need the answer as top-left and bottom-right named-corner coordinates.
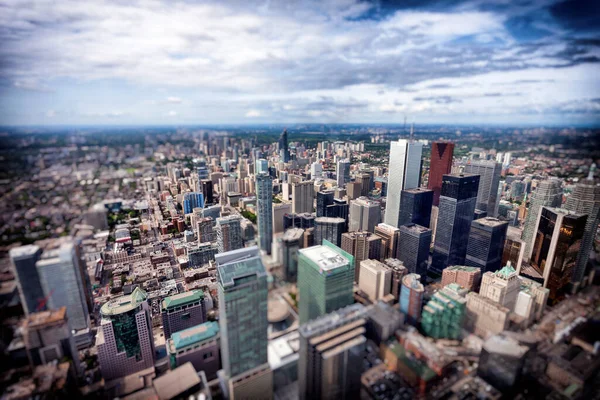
top-left (166, 97), bottom-right (182, 104)
top-left (245, 110), bottom-right (262, 118)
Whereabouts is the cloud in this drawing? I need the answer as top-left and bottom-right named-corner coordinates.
top-left (166, 96), bottom-right (182, 104)
top-left (167, 110), bottom-right (178, 117)
top-left (45, 110), bottom-right (56, 118)
top-left (245, 109), bottom-right (262, 118)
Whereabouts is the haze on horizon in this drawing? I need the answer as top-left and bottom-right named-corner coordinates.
top-left (0, 0), bottom-right (599, 126)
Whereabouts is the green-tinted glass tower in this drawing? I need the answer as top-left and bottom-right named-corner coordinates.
top-left (297, 240), bottom-right (355, 324)
top-left (421, 283), bottom-right (467, 339)
top-left (216, 246), bottom-right (268, 378)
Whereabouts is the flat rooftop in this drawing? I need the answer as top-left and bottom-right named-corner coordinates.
top-left (161, 290), bottom-right (204, 311)
top-left (26, 307), bottom-right (67, 328)
top-left (169, 321), bottom-right (219, 352)
top-left (474, 217), bottom-right (508, 227)
top-left (300, 245), bottom-right (349, 271)
top-left (101, 287), bottom-right (147, 316)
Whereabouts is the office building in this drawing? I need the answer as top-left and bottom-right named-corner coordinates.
top-left (9, 245), bottom-right (44, 315)
top-left (428, 141), bottom-right (455, 206)
top-left (36, 240), bottom-right (90, 331)
top-left (183, 192), bottom-right (205, 214)
top-left (465, 292), bottom-right (510, 338)
top-left (463, 160), bottom-right (502, 216)
top-left (216, 215), bottom-right (244, 253)
top-left (281, 228), bottom-right (304, 282)
top-left (298, 303), bottom-right (367, 400)
top-left (514, 276), bottom-right (549, 324)
top-left (336, 159), bottom-right (351, 188)
top-left (96, 287), bottom-right (155, 380)
top-left (24, 307), bottom-right (81, 376)
top-left (341, 231), bottom-right (382, 281)
top-left (347, 181), bottom-right (362, 201)
top-left (465, 217), bottom-right (508, 273)
top-left (187, 242), bottom-right (218, 267)
top-left (216, 246), bottom-right (268, 378)
top-left (399, 274), bottom-right (424, 324)
top-left (431, 174), bottom-right (480, 273)
top-left (564, 176), bottom-right (600, 288)
top-left (441, 266), bottom-right (481, 291)
top-left (326, 198), bottom-right (349, 222)
top-left (202, 204), bottom-right (221, 221)
top-left (529, 207), bottom-right (586, 302)
top-left (195, 217), bottom-right (215, 243)
top-left (161, 290), bottom-right (207, 339)
top-left (397, 224), bottom-right (431, 279)
top-left (256, 158), bottom-right (269, 174)
top-left (310, 162), bottom-right (323, 180)
top-left (366, 301), bottom-right (404, 345)
top-left (349, 196), bottom-right (381, 233)
top-left (398, 188), bottom-right (433, 227)
top-left (383, 258), bottom-right (408, 302)
top-left (292, 181), bottom-right (314, 214)
top-left (272, 202), bottom-right (291, 234)
top-left (316, 190), bottom-right (335, 217)
top-left (374, 223), bottom-right (400, 259)
top-left (256, 173), bottom-right (274, 254)
top-left (167, 321), bottom-right (220, 379)
top-left (477, 333), bottom-right (531, 393)
top-left (297, 240), bottom-right (355, 323)
top-left (421, 283), bottom-right (467, 339)
top-left (314, 217), bottom-right (346, 247)
top-left (502, 227), bottom-right (526, 273)
top-left (359, 259), bottom-right (392, 302)
top-left (283, 212), bottom-right (315, 231)
top-left (356, 172), bottom-right (371, 196)
top-left (384, 139), bottom-right (423, 227)
top-left (521, 179), bottom-right (563, 257)
top-left (279, 129), bottom-right (290, 162)
top-left (200, 179), bottom-right (214, 205)
top-left (480, 264), bottom-right (521, 311)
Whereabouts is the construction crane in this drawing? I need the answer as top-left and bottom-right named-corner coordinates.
top-left (36, 289), bottom-right (54, 312)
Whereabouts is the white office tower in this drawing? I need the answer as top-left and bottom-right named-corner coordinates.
top-left (384, 140), bottom-right (423, 228)
top-left (359, 259), bottom-right (392, 302)
top-left (349, 197), bottom-right (381, 233)
top-left (310, 162), bottom-right (323, 180)
top-left (336, 159), bottom-right (351, 188)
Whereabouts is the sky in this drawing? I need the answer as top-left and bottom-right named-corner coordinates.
top-left (0, 0), bottom-right (599, 126)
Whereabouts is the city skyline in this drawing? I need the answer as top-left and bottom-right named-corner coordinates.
top-left (1, 0), bottom-right (599, 126)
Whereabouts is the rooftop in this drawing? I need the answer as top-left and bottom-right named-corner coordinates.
top-left (101, 287), bottom-right (147, 316)
top-left (168, 321), bottom-right (219, 352)
top-left (400, 223), bottom-right (431, 234)
top-left (495, 263), bottom-right (517, 279)
top-left (26, 307), bottom-right (67, 328)
top-left (9, 244), bottom-right (40, 259)
top-left (161, 290), bottom-right (204, 311)
top-left (216, 247), bottom-right (266, 288)
top-left (483, 333), bottom-right (529, 357)
top-left (299, 242), bottom-right (350, 272)
top-left (474, 217), bottom-right (508, 227)
top-left (152, 362), bottom-right (201, 400)
top-left (402, 274), bottom-right (424, 292)
top-left (446, 265), bottom-right (480, 272)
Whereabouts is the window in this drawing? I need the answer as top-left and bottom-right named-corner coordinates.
top-left (203, 351), bottom-right (213, 360)
top-left (181, 313), bottom-right (191, 320)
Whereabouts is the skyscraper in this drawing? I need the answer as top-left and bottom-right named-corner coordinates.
top-left (298, 303), bottom-right (367, 400)
top-left (465, 217), bottom-right (509, 273)
top-left (384, 139), bottom-right (423, 227)
top-left (399, 273), bottom-right (424, 324)
top-left (200, 179), bottom-right (214, 205)
top-left (431, 174), bottom-right (480, 273)
top-left (502, 230), bottom-right (526, 274)
top-left (358, 259), bottom-right (392, 302)
top-left (336, 159), bottom-right (351, 188)
top-left (281, 228), bottom-right (304, 282)
top-left (161, 290), bottom-right (207, 339)
top-left (256, 173), bottom-right (273, 254)
top-left (397, 224), bottom-right (431, 279)
top-left (349, 196), bottom-right (381, 232)
top-left (463, 160), bottom-right (502, 216)
top-left (272, 202), bottom-right (292, 234)
top-left (341, 231), bottom-right (382, 280)
top-left (9, 245), bottom-right (44, 315)
top-left (279, 128), bottom-right (290, 162)
top-left (316, 190), bottom-right (335, 217)
top-left (356, 172), bottom-right (371, 196)
top-left (374, 223), bottom-right (400, 259)
top-left (292, 181), bottom-right (314, 214)
top-left (216, 215), bottom-right (244, 253)
top-left (529, 207), bottom-right (586, 302)
top-left (297, 240), bottom-right (355, 323)
top-left (428, 141), bottom-right (455, 206)
top-left (256, 158), bottom-right (269, 174)
top-left (216, 247), bottom-right (269, 377)
top-left (564, 175), bottom-right (600, 288)
top-left (521, 179), bottom-right (563, 258)
top-left (96, 287), bottom-right (155, 380)
top-left (183, 192), bottom-right (205, 214)
top-left (314, 217), bottom-right (346, 247)
top-left (398, 188), bottom-right (433, 227)
top-left (421, 283), bottom-right (467, 340)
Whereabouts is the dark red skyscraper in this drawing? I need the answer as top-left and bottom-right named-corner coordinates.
top-left (428, 141), bottom-right (455, 206)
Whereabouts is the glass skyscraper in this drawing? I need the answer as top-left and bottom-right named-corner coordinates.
top-left (398, 187), bottom-right (433, 227)
top-left (465, 217), bottom-right (509, 273)
top-left (428, 141), bottom-right (455, 206)
top-left (216, 246), bottom-right (268, 377)
top-left (522, 179), bottom-right (563, 258)
top-left (183, 192), bottom-right (205, 214)
top-left (9, 245), bottom-right (44, 315)
top-left (431, 174), bottom-right (480, 274)
top-left (256, 173), bottom-right (273, 254)
top-left (463, 160), bottom-right (502, 216)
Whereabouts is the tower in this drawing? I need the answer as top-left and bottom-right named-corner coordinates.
top-left (336, 159), bottom-right (351, 188)
top-left (9, 245), bottom-right (44, 315)
top-left (256, 173), bottom-right (274, 254)
top-left (349, 196), bottom-right (381, 233)
top-left (398, 188), bottom-right (433, 227)
top-left (463, 160), bottom-right (502, 216)
top-left (216, 215), bottom-right (244, 253)
top-left (428, 141), bottom-right (455, 206)
top-left (465, 217), bottom-right (509, 273)
top-left (397, 223), bottom-right (431, 279)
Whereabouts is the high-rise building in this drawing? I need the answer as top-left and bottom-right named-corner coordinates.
top-left (428, 141), bottom-right (455, 206)
top-left (297, 240), bottom-right (355, 323)
top-left (166, 321), bottom-right (220, 380)
top-left (336, 159), bottom-right (351, 188)
top-left (463, 160), bottom-right (502, 216)
top-left (298, 303), bottom-right (367, 400)
top-left (292, 181), bottom-right (314, 214)
top-left (161, 290), bottom-right (207, 339)
top-left (341, 231), bottom-right (382, 281)
top-left (465, 292), bottom-right (510, 338)
top-left (349, 196), bottom-right (381, 233)
top-left (310, 162), bottom-right (323, 180)
top-left (477, 333), bottom-right (531, 393)
top-left (431, 174), bottom-right (480, 273)
top-left (465, 217), bottom-right (508, 273)
top-left (383, 258), bottom-right (408, 302)
top-left (521, 179), bottom-right (563, 257)
top-left (272, 202), bottom-right (291, 234)
top-left (347, 181), bottom-right (362, 201)
top-left (316, 190), bottom-right (335, 217)
top-left (502, 227), bottom-right (525, 273)
top-left (187, 242), bottom-right (218, 267)
top-left (284, 212), bottom-right (315, 231)
top-left (9, 245), bottom-right (44, 315)
top-left (358, 259), bottom-right (392, 302)
top-left (256, 158), bottom-right (269, 174)
top-left (374, 223), bottom-right (400, 259)
top-left (399, 273), bottom-right (424, 324)
top-left (216, 215), bottom-right (244, 253)
top-left (96, 287), bottom-right (155, 380)
top-left (36, 240), bottom-right (90, 331)
top-left (397, 224), bottom-right (431, 279)
top-left (528, 207), bottom-right (586, 302)
top-left (216, 247), bottom-right (268, 378)
top-left (281, 228), bottom-right (304, 282)
top-left (183, 192), bottom-right (205, 214)
top-left (441, 265), bottom-right (481, 291)
top-left (564, 176), bottom-right (600, 289)
top-left (200, 179), bottom-right (214, 205)
top-left (384, 139), bottom-right (423, 227)
top-left (279, 129), bottom-right (290, 162)
top-left (356, 172), bottom-right (371, 196)
top-left (314, 217), bottom-right (346, 247)
top-left (421, 283), bottom-right (467, 340)
top-left (256, 173), bottom-right (273, 254)
top-left (195, 217), bottom-right (215, 243)
top-left (398, 188), bottom-right (433, 227)
top-left (479, 264), bottom-right (521, 311)
top-left (326, 198), bottom-right (349, 223)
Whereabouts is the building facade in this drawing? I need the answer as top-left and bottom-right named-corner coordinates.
top-left (463, 160), bottom-right (502, 216)
top-left (167, 321), bottom-right (220, 380)
top-left (161, 290), bottom-right (207, 339)
top-left (216, 215), bottom-right (244, 253)
top-left (397, 223), bottom-right (431, 279)
top-left (349, 196), bottom-right (381, 233)
top-left (399, 273), bottom-right (424, 324)
top-left (465, 217), bottom-right (509, 273)
top-left (314, 217), bottom-right (346, 247)
top-left (398, 188), bottom-right (433, 227)
top-left (428, 141), bottom-right (455, 206)
top-left (9, 245), bottom-right (44, 315)
top-left (256, 173), bottom-right (274, 254)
